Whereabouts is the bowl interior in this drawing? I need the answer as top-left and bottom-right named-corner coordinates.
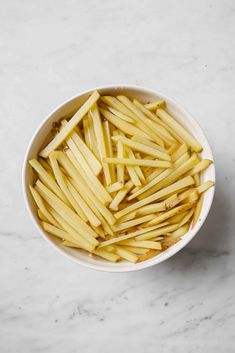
top-left (23, 85), bottom-right (215, 272)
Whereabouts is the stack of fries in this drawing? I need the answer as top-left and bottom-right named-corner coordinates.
top-left (29, 91), bottom-right (214, 263)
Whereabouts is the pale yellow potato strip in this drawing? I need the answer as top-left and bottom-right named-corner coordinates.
top-left (197, 180), bottom-right (215, 194)
top-left (136, 224), bottom-right (179, 241)
top-left (83, 115), bottom-right (91, 149)
top-left (114, 176), bottom-right (195, 219)
top-left (178, 209), bottom-right (194, 227)
top-left (38, 209), bottom-right (49, 222)
top-left (144, 202), bottom-right (194, 227)
top-left (116, 139), bottom-right (125, 184)
top-left (103, 157), bottom-right (172, 169)
top-left (98, 224), bottom-right (168, 248)
top-left (127, 148), bottom-right (146, 184)
top-left (136, 202), bottom-right (166, 216)
top-left (112, 135), bottom-right (170, 161)
top-left (157, 108), bottom-right (202, 152)
top-left (29, 185), bottom-right (58, 226)
top-left (35, 180), bottom-right (98, 246)
top-left (172, 144), bottom-right (188, 161)
top-left (118, 239), bottom-right (162, 250)
top-left (86, 114), bottom-right (100, 159)
top-left (169, 224), bottom-right (189, 238)
top-left (106, 181), bottom-right (124, 193)
top-left (107, 106), bottom-right (135, 123)
top-left (113, 246), bottom-right (138, 263)
top-left (29, 159), bottom-right (68, 204)
top-left (90, 103), bottom-right (112, 185)
top-left (131, 135), bottom-right (167, 153)
top-left (187, 159), bottom-right (212, 176)
top-left (117, 211), bottom-right (137, 223)
top-left (119, 246), bottom-right (149, 255)
top-left (49, 153), bottom-right (87, 222)
top-left (39, 91), bottom-right (100, 157)
top-left (101, 96), bottom-right (136, 119)
top-left (103, 120), bottom-right (115, 182)
top-left (144, 100), bottom-right (165, 110)
top-left (42, 222), bottom-right (82, 246)
top-left (192, 196), bottom-right (203, 227)
top-left (173, 151), bottom-right (190, 168)
top-left (113, 214), bottom-right (156, 231)
top-left (99, 108), bottom-right (151, 140)
top-left (109, 180), bottom-right (134, 210)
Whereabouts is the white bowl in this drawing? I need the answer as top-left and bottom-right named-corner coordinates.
top-left (22, 85), bottom-right (215, 272)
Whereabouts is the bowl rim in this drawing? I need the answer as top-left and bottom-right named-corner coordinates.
top-left (22, 84), bottom-right (216, 272)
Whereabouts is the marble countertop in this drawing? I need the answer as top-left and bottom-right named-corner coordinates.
top-left (1, 0), bottom-right (235, 352)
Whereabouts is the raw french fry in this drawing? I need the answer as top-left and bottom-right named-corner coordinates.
top-left (131, 135), bottom-right (167, 153)
top-left (119, 246), bottom-right (149, 255)
top-left (123, 147), bottom-right (141, 187)
top-left (172, 144), bottom-right (188, 161)
top-left (136, 202), bottom-right (166, 216)
top-left (98, 224), bottom-right (169, 248)
top-left (65, 122), bottom-right (102, 176)
top-left (116, 136), bottom-right (125, 184)
top-left (113, 214), bottom-right (156, 232)
top-left (58, 151), bottom-right (116, 225)
top-left (107, 106), bottom-right (135, 123)
top-left (169, 223), bottom-right (189, 238)
top-left (187, 159), bottom-right (212, 176)
top-left (167, 143), bottom-right (179, 155)
top-left (157, 108), bottom-right (202, 152)
top-left (49, 152), bottom-right (88, 222)
top-left (48, 207), bottom-right (96, 252)
top-left (162, 237), bottom-right (180, 250)
top-left (86, 114), bottom-right (100, 159)
top-left (135, 224), bottom-right (179, 241)
top-left (126, 148), bottom-right (146, 184)
top-left (106, 181), bottom-right (124, 193)
top-left (197, 180), bottom-right (215, 194)
top-left (38, 157), bottom-right (52, 173)
top-left (109, 180), bottom-right (134, 210)
top-left (40, 91), bottom-right (100, 157)
top-left (137, 153), bottom-right (200, 200)
top-left (113, 245), bottom-right (138, 263)
top-left (137, 249), bottom-right (161, 262)
top-left (144, 202), bottom-right (194, 227)
top-left (133, 99), bottom-right (176, 143)
top-left (29, 159), bottom-right (68, 204)
top-left (103, 157), bottom-right (172, 169)
top-left (118, 239), bottom-right (162, 250)
top-left (90, 103), bottom-right (112, 185)
top-left (117, 211), bottom-right (137, 223)
top-left (42, 222), bottom-right (82, 246)
top-left (192, 196), bottom-right (203, 228)
top-left (117, 95), bottom-right (165, 146)
top-left (101, 96), bottom-right (136, 119)
top-left (29, 185), bottom-right (58, 226)
top-left (99, 108), bottom-right (152, 140)
top-left (114, 176), bottom-right (195, 219)
top-left (144, 100), bottom-right (165, 110)
top-left (178, 209), bottom-right (194, 227)
top-left (38, 209), bottom-right (49, 222)
top-left (194, 173), bottom-right (200, 187)
top-left (112, 135), bottom-right (171, 161)
top-left (35, 180), bottom-right (99, 246)
top-left (83, 115), bottom-right (91, 148)
top-left (65, 139), bottom-right (112, 204)
top-left (103, 120), bottom-right (115, 182)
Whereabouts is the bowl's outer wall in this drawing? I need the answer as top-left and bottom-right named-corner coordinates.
top-left (23, 85), bottom-right (215, 272)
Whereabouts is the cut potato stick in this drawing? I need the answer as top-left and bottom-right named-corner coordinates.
top-left (137, 249), bottom-right (161, 262)
top-left (114, 176), bottom-right (195, 219)
top-left (194, 173), bottom-right (200, 187)
top-left (42, 222), bottom-right (82, 246)
top-left (29, 159), bottom-right (68, 204)
top-left (86, 114), bottom-right (100, 159)
top-left (131, 135), bottom-right (167, 153)
top-left (117, 211), bottom-right (137, 223)
top-left (127, 148), bottom-right (146, 184)
top-left (99, 108), bottom-right (151, 140)
top-left (65, 178), bottom-right (100, 227)
top-left (144, 202), bottom-right (194, 227)
top-left (38, 157), bottom-right (52, 173)
top-left (98, 224), bottom-right (168, 248)
top-left (48, 207), bottom-right (95, 252)
top-left (35, 180), bottom-right (99, 246)
top-left (157, 108), bottom-right (202, 152)
top-left (113, 245), bottom-right (138, 263)
top-left (40, 91), bottom-right (100, 157)
top-left (49, 152), bottom-right (88, 222)
top-left (116, 138), bottom-right (125, 184)
top-left (103, 157), bottom-right (172, 169)
top-left (172, 144), bottom-right (188, 161)
top-left (107, 106), bottom-right (135, 123)
top-left (112, 135), bottom-right (171, 161)
top-left (65, 139), bottom-right (112, 204)
top-left (119, 246), bottom-right (149, 255)
top-left (117, 95), bottom-right (165, 146)
top-left (83, 115), bottom-right (91, 149)
top-left (137, 153), bottom-right (200, 200)
top-left (113, 214), bottom-right (156, 232)
top-left (192, 195), bottom-right (203, 228)
top-left (144, 100), bottom-right (165, 110)
top-left (90, 103), bottom-right (112, 185)
top-left (38, 209), bottom-right (49, 222)
top-left (136, 202), bottom-right (166, 216)
top-left (133, 99), bottom-right (176, 143)
top-left (178, 209), bottom-right (194, 227)
top-left (118, 239), bottom-right (162, 250)
top-left (197, 180), bottom-right (215, 194)
top-left (29, 185), bottom-right (58, 226)
top-left (187, 159), bottom-right (212, 176)
top-left (101, 96), bottom-right (137, 119)
top-left (135, 224), bottom-right (179, 241)
top-left (154, 116), bottom-right (185, 144)
top-left (167, 143), bottom-right (179, 155)
top-left (173, 151), bottom-right (190, 169)
top-left (109, 180), bottom-right (134, 210)
top-left (103, 120), bottom-right (115, 182)
top-left (58, 152), bottom-right (116, 225)
top-left (169, 223), bottom-right (189, 238)
top-left (106, 181), bottom-right (124, 193)
top-left (67, 124), bottom-right (102, 176)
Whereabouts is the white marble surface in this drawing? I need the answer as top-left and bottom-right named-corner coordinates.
top-left (1, 0), bottom-right (235, 352)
